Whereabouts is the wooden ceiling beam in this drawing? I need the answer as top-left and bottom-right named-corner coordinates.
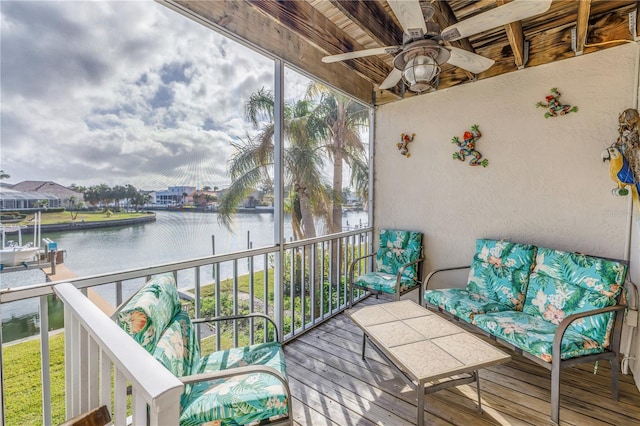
top-left (432, 1), bottom-right (476, 80)
top-left (575, 0), bottom-right (592, 55)
top-left (329, 0), bottom-right (402, 47)
top-left (168, 0), bottom-right (375, 105)
top-left (496, 0), bottom-right (526, 69)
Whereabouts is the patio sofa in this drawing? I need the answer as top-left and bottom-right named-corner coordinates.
top-left (423, 239), bottom-right (628, 424)
top-left (117, 273), bottom-right (291, 426)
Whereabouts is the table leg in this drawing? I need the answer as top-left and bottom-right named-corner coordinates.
top-left (361, 332), bottom-right (366, 360)
top-left (475, 371), bottom-right (482, 414)
top-left (417, 382), bottom-right (425, 426)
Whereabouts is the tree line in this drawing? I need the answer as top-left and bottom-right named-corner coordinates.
top-left (69, 183), bottom-right (151, 212)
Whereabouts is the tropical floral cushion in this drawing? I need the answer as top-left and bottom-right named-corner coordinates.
top-left (532, 247), bottom-right (626, 296)
top-left (424, 288), bottom-right (513, 323)
top-left (466, 239), bottom-right (537, 311)
top-left (354, 271), bottom-right (419, 294)
top-left (473, 311), bottom-right (606, 362)
top-left (523, 247), bottom-right (627, 346)
top-left (117, 273), bottom-right (181, 353)
top-left (375, 229), bottom-right (423, 284)
top-left (153, 310), bottom-right (200, 378)
top-left (180, 341), bottom-right (289, 426)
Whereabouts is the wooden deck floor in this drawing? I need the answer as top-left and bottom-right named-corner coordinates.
top-left (284, 297), bottom-right (640, 426)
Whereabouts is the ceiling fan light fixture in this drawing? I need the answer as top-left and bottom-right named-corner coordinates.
top-left (402, 54), bottom-right (440, 93)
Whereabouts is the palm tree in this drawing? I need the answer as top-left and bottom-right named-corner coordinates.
top-left (218, 88), bottom-right (327, 239)
top-left (306, 84), bottom-right (369, 234)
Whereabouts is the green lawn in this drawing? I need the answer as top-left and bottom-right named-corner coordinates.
top-left (3, 333), bottom-right (66, 426)
top-left (13, 211), bottom-right (152, 226)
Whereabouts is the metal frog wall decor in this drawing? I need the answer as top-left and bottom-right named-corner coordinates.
top-left (397, 133), bottom-right (415, 157)
top-left (451, 124), bottom-right (488, 167)
top-left (536, 88), bottom-right (578, 118)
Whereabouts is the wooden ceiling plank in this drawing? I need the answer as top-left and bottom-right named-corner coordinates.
top-left (169, 0), bottom-right (374, 105)
top-left (575, 0), bottom-right (593, 55)
top-left (329, 0), bottom-right (402, 47)
top-left (247, 0), bottom-right (392, 84)
top-left (584, 4), bottom-right (636, 50)
top-left (248, 0), bottom-right (406, 97)
top-left (451, 0), bottom-right (498, 21)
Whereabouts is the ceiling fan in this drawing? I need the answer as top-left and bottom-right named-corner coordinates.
top-left (322, 0), bottom-right (553, 93)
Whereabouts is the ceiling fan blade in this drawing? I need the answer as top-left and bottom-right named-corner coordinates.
top-left (322, 46), bottom-right (399, 63)
top-left (387, 0), bottom-right (426, 38)
top-left (379, 68), bottom-right (403, 90)
top-left (441, 0), bottom-right (552, 41)
top-left (446, 47), bottom-right (495, 74)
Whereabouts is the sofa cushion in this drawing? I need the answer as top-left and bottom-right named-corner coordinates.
top-left (153, 310), bottom-right (200, 378)
top-left (466, 239), bottom-right (537, 311)
top-left (355, 271), bottom-right (419, 294)
top-left (424, 288), bottom-right (513, 323)
top-left (117, 273), bottom-right (181, 353)
top-left (180, 341), bottom-right (288, 426)
top-left (375, 229), bottom-right (422, 284)
top-left (532, 247), bottom-right (626, 296)
top-left (473, 311), bottom-right (606, 362)
top-left (523, 247), bottom-right (627, 346)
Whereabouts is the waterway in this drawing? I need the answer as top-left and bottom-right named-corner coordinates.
top-left (1, 209), bottom-right (368, 342)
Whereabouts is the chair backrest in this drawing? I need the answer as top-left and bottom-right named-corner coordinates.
top-left (466, 239), bottom-right (537, 311)
top-left (117, 273), bottom-right (181, 354)
top-left (375, 229), bottom-right (423, 282)
top-left (523, 247), bottom-right (627, 346)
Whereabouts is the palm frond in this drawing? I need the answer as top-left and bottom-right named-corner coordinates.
top-left (245, 88), bottom-right (275, 127)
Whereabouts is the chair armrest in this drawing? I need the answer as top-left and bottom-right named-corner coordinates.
top-left (552, 304), bottom-right (627, 358)
top-left (349, 252), bottom-right (375, 283)
top-left (423, 265), bottom-right (470, 291)
top-left (193, 313), bottom-right (280, 343)
top-left (395, 257), bottom-right (425, 292)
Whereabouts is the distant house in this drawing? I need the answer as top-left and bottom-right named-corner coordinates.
top-left (154, 186), bottom-right (196, 206)
top-left (0, 187), bottom-right (60, 210)
top-left (1, 181), bottom-right (84, 210)
top-left (190, 189), bottom-right (220, 208)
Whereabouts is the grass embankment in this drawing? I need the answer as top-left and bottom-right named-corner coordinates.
top-left (3, 333), bottom-right (66, 425)
top-left (14, 211), bottom-right (151, 226)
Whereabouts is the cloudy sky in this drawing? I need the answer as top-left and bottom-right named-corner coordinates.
top-left (1, 0), bottom-right (311, 191)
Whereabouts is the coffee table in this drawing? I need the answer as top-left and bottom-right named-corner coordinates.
top-left (347, 300), bottom-right (511, 425)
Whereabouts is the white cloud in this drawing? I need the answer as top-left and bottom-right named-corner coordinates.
top-left (1, 0), bottom-right (273, 190)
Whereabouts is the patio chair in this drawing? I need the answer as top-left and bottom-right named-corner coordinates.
top-left (349, 229), bottom-right (424, 306)
top-left (116, 274), bottom-right (291, 426)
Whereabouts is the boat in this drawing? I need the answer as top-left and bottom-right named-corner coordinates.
top-left (0, 212), bottom-right (42, 268)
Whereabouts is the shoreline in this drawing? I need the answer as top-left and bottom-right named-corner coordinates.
top-left (12, 212), bottom-right (157, 234)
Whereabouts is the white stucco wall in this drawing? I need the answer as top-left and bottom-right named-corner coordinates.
top-left (375, 42), bottom-right (638, 266)
top-left (375, 42), bottom-right (640, 384)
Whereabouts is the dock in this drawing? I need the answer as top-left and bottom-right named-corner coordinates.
top-left (44, 264), bottom-right (116, 317)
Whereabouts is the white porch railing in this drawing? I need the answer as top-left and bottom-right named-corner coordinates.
top-left (0, 227), bottom-right (372, 425)
top-left (55, 282), bottom-right (183, 425)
